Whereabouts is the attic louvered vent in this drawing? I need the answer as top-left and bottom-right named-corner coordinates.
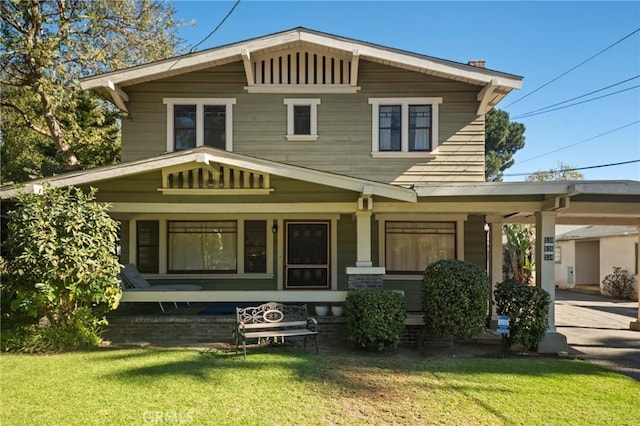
top-left (158, 163), bottom-right (273, 195)
top-left (242, 46), bottom-right (361, 93)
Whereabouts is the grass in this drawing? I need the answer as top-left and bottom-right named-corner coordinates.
top-left (1, 347), bottom-right (638, 425)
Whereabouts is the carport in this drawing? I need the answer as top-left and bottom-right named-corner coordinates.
top-left (416, 180), bottom-right (640, 352)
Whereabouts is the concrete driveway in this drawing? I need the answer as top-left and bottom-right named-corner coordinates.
top-left (555, 290), bottom-right (640, 380)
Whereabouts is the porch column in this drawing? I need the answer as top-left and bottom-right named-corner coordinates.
top-left (355, 211), bottom-right (373, 267)
top-left (488, 220), bottom-right (503, 321)
top-left (631, 226), bottom-right (640, 331)
top-left (346, 199), bottom-right (385, 290)
top-left (535, 211), bottom-right (568, 353)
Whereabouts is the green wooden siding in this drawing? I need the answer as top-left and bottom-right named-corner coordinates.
top-left (120, 60), bottom-right (485, 186)
top-left (464, 215), bottom-right (488, 271)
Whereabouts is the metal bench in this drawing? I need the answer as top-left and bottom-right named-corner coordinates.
top-left (234, 302), bottom-right (318, 359)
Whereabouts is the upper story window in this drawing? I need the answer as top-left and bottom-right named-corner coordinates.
top-left (284, 98), bottom-right (320, 141)
top-left (369, 97), bottom-right (442, 158)
top-left (163, 98), bottom-right (236, 152)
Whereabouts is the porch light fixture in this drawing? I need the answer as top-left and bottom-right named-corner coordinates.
top-left (272, 224), bottom-right (278, 233)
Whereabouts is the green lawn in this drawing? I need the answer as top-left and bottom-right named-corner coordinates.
top-left (1, 347), bottom-right (638, 425)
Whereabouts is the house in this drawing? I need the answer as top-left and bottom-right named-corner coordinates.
top-left (2, 28), bottom-right (639, 349)
top-left (555, 225), bottom-right (638, 294)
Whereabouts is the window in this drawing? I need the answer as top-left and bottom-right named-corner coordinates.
top-left (164, 98), bottom-right (236, 152)
top-left (168, 221), bottom-right (237, 273)
top-left (369, 97), bottom-right (442, 157)
top-left (284, 98), bottom-right (320, 140)
top-left (385, 221), bottom-right (456, 274)
top-left (555, 245), bottom-right (562, 264)
top-left (137, 221), bottom-right (159, 273)
top-left (244, 221), bottom-right (267, 273)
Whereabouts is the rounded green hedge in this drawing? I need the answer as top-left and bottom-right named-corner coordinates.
top-left (345, 288), bottom-right (406, 351)
top-left (494, 279), bottom-right (550, 351)
top-left (422, 260), bottom-right (489, 340)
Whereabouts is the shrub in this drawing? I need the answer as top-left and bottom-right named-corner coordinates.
top-left (602, 267), bottom-right (636, 300)
top-left (345, 288), bottom-right (406, 351)
top-left (422, 260), bottom-right (489, 340)
top-left (1, 185), bottom-right (121, 352)
top-left (494, 279), bottom-right (550, 351)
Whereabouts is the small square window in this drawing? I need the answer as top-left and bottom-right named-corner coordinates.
top-left (284, 98), bottom-right (320, 141)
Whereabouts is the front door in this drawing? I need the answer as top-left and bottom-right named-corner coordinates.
top-left (285, 221), bottom-right (330, 289)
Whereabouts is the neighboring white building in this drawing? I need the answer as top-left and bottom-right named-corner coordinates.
top-left (555, 226), bottom-right (639, 294)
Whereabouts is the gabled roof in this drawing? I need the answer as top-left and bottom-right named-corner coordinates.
top-left (80, 27), bottom-right (523, 112)
top-left (556, 225), bottom-right (638, 241)
top-left (0, 147), bottom-right (417, 203)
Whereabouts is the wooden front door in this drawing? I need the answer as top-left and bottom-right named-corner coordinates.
top-left (285, 221), bottom-right (330, 289)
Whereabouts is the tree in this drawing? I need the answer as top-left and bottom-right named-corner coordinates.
top-left (1, 185), bottom-right (121, 351)
top-left (503, 163), bottom-right (583, 282)
top-left (485, 108), bottom-right (526, 181)
top-left (525, 162), bottom-right (584, 182)
top-left (0, 0), bottom-right (183, 183)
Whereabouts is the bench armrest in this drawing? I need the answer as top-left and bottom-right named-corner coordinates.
top-left (307, 317), bottom-right (318, 332)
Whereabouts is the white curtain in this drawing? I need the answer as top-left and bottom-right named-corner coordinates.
top-left (168, 222), bottom-right (237, 272)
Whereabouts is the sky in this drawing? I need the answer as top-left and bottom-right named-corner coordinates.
top-left (171, 1), bottom-right (640, 182)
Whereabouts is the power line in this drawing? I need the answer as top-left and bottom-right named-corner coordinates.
top-left (512, 84), bottom-right (640, 119)
top-left (504, 27), bottom-right (640, 109)
top-left (503, 159), bottom-right (640, 177)
top-left (516, 120), bottom-right (640, 164)
top-left (511, 75), bottom-right (639, 119)
top-left (190, 0), bottom-right (241, 53)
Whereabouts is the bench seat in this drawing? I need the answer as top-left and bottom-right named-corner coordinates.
top-left (235, 302), bottom-right (318, 359)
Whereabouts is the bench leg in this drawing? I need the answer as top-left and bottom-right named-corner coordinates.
top-left (314, 335), bottom-right (319, 354)
top-left (242, 338), bottom-right (247, 360)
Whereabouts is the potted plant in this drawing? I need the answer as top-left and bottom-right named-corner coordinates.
top-left (314, 304), bottom-right (328, 316)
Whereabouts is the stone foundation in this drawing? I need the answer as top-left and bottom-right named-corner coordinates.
top-left (347, 274), bottom-right (383, 290)
top-left (103, 314), bottom-right (425, 346)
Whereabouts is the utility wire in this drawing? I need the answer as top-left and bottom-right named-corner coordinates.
top-left (511, 75), bottom-right (640, 119)
top-left (503, 159), bottom-right (640, 177)
top-left (516, 120), bottom-right (640, 164)
top-left (190, 0), bottom-right (241, 53)
top-left (512, 84), bottom-right (640, 119)
top-left (504, 27), bottom-right (640, 109)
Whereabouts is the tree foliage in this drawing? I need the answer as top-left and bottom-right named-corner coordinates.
top-left (525, 162), bottom-right (584, 182)
top-left (0, 0), bottom-right (183, 183)
top-left (485, 108), bottom-right (526, 181)
top-left (494, 279), bottom-right (550, 351)
top-left (1, 185), bottom-right (121, 351)
top-left (504, 224), bottom-right (534, 284)
top-left (422, 260), bottom-right (489, 340)
top-left (345, 289), bottom-right (407, 351)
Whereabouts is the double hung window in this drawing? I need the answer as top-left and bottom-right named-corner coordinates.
top-left (369, 97), bottom-right (441, 156)
top-left (164, 98), bottom-right (236, 152)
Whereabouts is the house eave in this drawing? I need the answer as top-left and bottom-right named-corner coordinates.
top-left (80, 27), bottom-right (522, 111)
top-left (0, 147), bottom-right (417, 203)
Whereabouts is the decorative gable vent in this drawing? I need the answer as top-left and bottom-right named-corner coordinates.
top-left (159, 163), bottom-right (273, 195)
top-left (242, 46), bottom-right (360, 93)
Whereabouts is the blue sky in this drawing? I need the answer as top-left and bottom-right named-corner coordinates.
top-left (172, 1), bottom-right (640, 182)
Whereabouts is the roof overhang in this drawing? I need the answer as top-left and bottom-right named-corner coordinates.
top-left (80, 27), bottom-right (523, 113)
top-left (0, 147), bottom-right (417, 203)
top-left (415, 181), bottom-right (640, 226)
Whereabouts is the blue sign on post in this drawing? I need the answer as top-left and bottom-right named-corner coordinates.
top-left (497, 315), bottom-right (510, 335)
